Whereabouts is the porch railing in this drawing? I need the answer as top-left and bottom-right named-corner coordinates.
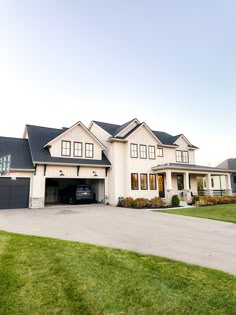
top-left (198, 190), bottom-right (226, 196)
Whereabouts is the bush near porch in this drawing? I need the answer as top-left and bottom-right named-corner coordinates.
top-left (120, 197), bottom-right (166, 209)
top-left (196, 196), bottom-right (236, 206)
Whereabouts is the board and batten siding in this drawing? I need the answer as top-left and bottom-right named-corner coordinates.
top-left (116, 120), bottom-right (139, 137)
top-left (49, 125), bottom-right (102, 160)
top-left (45, 165), bottom-right (106, 178)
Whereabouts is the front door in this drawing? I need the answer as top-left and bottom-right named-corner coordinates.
top-left (158, 175), bottom-right (165, 198)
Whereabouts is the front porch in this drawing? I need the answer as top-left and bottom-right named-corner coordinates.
top-left (153, 163), bottom-right (232, 202)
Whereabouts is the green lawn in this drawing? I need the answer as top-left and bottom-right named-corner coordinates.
top-left (158, 204), bottom-right (236, 223)
top-left (0, 231), bottom-right (236, 315)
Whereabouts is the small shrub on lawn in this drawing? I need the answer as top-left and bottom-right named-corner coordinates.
top-left (171, 195), bottom-right (180, 207)
top-left (133, 198), bottom-right (148, 208)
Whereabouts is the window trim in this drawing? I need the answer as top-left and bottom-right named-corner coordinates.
top-left (176, 150), bottom-right (189, 163)
top-left (73, 142), bottom-right (83, 157)
top-left (140, 173), bottom-right (148, 190)
top-left (157, 148), bottom-right (163, 157)
top-left (61, 140), bottom-right (71, 156)
top-left (85, 143), bottom-right (94, 158)
top-left (148, 145), bottom-right (156, 160)
top-left (139, 144), bottom-right (147, 159)
top-left (149, 174), bottom-right (157, 190)
top-left (131, 173), bottom-right (139, 190)
top-left (130, 143), bottom-right (138, 158)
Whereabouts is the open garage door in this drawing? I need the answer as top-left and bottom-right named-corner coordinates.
top-left (45, 178), bottom-right (105, 205)
top-left (0, 178), bottom-right (30, 209)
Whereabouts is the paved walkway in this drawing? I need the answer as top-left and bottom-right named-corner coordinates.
top-left (0, 204), bottom-right (235, 275)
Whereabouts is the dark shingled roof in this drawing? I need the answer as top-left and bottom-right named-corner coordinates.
top-left (93, 121), bottom-right (120, 137)
top-left (94, 119), bottom-right (195, 147)
top-left (0, 137), bottom-right (34, 170)
top-left (152, 131), bottom-right (179, 145)
top-left (26, 125), bottom-right (111, 166)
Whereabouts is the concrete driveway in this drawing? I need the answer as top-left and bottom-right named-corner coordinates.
top-left (0, 204), bottom-right (235, 275)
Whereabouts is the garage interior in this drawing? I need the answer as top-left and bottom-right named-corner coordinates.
top-left (45, 178), bottom-right (105, 205)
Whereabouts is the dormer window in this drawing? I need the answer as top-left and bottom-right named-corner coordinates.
top-left (176, 150), bottom-right (189, 163)
top-left (85, 143), bottom-right (94, 158)
top-left (74, 142), bottom-right (82, 157)
top-left (61, 141), bottom-right (71, 156)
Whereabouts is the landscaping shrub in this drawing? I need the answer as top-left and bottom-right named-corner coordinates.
top-left (149, 197), bottom-right (165, 208)
top-left (196, 196), bottom-right (236, 206)
top-left (191, 195), bottom-right (199, 205)
top-left (133, 198), bottom-right (148, 208)
top-left (122, 197), bottom-right (134, 208)
top-left (171, 195), bottom-right (180, 207)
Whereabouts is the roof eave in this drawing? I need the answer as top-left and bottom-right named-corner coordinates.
top-left (33, 161), bottom-right (111, 167)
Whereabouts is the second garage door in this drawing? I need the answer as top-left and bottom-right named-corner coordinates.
top-left (0, 178), bottom-right (30, 209)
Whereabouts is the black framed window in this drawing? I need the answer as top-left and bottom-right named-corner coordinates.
top-left (130, 143), bottom-right (138, 158)
top-left (140, 173), bottom-right (148, 190)
top-left (177, 175), bottom-right (184, 190)
top-left (157, 148), bottom-right (163, 157)
top-left (131, 173), bottom-right (139, 190)
top-left (176, 150), bottom-right (189, 163)
top-left (74, 142), bottom-right (82, 157)
top-left (148, 146), bottom-right (155, 159)
top-left (182, 151), bottom-right (189, 163)
top-left (176, 150), bottom-right (182, 162)
top-left (61, 141), bottom-right (71, 156)
top-left (140, 145), bottom-right (147, 159)
top-left (149, 174), bottom-right (157, 190)
top-left (211, 178), bottom-right (214, 188)
top-left (233, 176), bottom-right (236, 184)
top-left (85, 143), bottom-right (94, 158)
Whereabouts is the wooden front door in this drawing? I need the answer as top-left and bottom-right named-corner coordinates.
top-left (158, 175), bottom-right (165, 198)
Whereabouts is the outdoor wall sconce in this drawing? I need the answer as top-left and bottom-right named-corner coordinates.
top-left (93, 171), bottom-right (98, 177)
top-left (59, 170), bottom-right (64, 176)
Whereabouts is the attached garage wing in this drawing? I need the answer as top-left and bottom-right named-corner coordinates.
top-left (0, 178), bottom-right (30, 209)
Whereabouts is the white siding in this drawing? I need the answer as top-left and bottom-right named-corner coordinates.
top-left (89, 123), bottom-right (109, 148)
top-left (49, 125), bottom-right (103, 160)
top-left (116, 120), bottom-right (139, 137)
top-left (45, 165), bottom-right (106, 178)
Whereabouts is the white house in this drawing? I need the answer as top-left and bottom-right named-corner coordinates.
top-left (0, 118), bottom-right (232, 209)
top-left (200, 159), bottom-right (236, 196)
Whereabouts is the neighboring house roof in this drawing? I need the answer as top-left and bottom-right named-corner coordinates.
top-left (0, 137), bottom-right (34, 170)
top-left (217, 158), bottom-right (236, 171)
top-left (152, 163), bottom-right (231, 173)
top-left (93, 119), bottom-right (198, 148)
top-left (26, 125), bottom-right (111, 166)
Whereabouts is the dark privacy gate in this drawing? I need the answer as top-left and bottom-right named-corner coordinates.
top-left (0, 178), bottom-right (30, 209)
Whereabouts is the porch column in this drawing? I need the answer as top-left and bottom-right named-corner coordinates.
top-left (206, 174), bottom-right (213, 196)
top-left (184, 172), bottom-right (191, 200)
top-left (165, 170), bottom-right (173, 202)
top-left (225, 174), bottom-right (232, 196)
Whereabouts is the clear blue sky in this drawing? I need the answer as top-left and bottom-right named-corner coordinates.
top-left (0, 0), bottom-right (235, 166)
